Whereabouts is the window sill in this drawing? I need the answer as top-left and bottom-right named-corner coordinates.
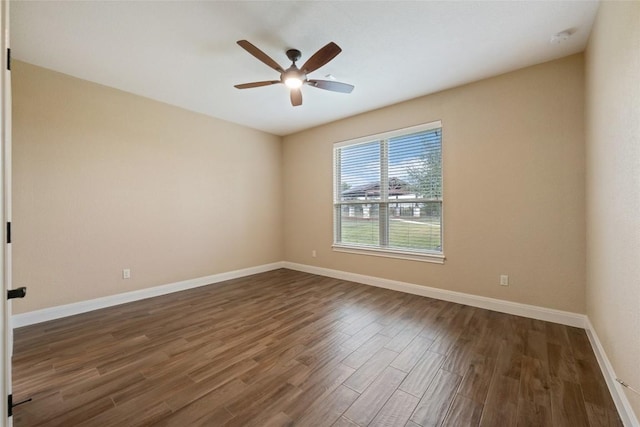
top-left (332, 244), bottom-right (445, 264)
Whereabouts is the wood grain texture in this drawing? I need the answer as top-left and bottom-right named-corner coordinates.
top-left (390, 334), bottom-right (433, 373)
top-left (343, 366), bottom-right (406, 425)
top-left (369, 390), bottom-right (419, 427)
top-left (410, 369), bottom-right (462, 426)
top-left (398, 350), bottom-right (446, 397)
top-left (12, 269), bottom-right (622, 426)
top-left (442, 394), bottom-right (484, 427)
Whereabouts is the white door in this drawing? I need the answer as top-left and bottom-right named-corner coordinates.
top-left (1, 0), bottom-right (12, 424)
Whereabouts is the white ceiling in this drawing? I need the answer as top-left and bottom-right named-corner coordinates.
top-left (10, 1), bottom-right (599, 136)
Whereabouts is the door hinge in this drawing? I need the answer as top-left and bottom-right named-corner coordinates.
top-left (8, 394), bottom-right (31, 417)
top-left (6, 48), bottom-right (10, 71)
top-left (7, 287), bottom-right (26, 300)
top-left (6, 222), bottom-right (10, 244)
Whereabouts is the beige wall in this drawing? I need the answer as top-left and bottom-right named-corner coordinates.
top-left (283, 54), bottom-right (586, 313)
top-left (12, 61), bottom-right (283, 314)
top-left (14, 56), bottom-right (588, 316)
top-left (586, 1), bottom-right (640, 419)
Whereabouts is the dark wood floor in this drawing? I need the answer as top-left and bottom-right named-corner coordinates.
top-left (13, 269), bottom-right (621, 426)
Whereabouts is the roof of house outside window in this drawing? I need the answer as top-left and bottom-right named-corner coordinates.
top-left (342, 177), bottom-right (411, 198)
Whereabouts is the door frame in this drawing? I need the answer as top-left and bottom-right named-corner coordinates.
top-left (1, 0), bottom-right (10, 423)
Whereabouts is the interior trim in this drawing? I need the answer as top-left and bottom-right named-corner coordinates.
top-left (14, 261), bottom-right (586, 329)
top-left (11, 262), bottom-right (285, 328)
top-left (332, 245), bottom-right (445, 264)
top-left (283, 262), bottom-right (586, 328)
top-left (584, 318), bottom-right (640, 427)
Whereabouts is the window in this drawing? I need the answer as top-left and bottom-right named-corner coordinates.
top-left (333, 121), bottom-right (443, 263)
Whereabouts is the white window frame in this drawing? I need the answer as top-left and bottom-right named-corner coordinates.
top-left (332, 121), bottom-right (444, 264)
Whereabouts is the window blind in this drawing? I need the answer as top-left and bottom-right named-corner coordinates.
top-left (334, 122), bottom-right (443, 255)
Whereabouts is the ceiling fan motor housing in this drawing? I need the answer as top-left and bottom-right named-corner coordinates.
top-left (286, 49), bottom-right (302, 63)
top-left (283, 49), bottom-right (306, 86)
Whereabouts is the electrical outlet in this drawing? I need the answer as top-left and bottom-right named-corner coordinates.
top-left (123, 269), bottom-right (131, 279)
top-left (500, 274), bottom-right (509, 286)
top-left (312, 250), bottom-right (317, 258)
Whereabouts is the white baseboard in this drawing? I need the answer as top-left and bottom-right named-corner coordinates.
top-left (283, 262), bottom-right (587, 328)
top-left (12, 262), bottom-right (285, 328)
top-left (584, 318), bottom-right (640, 427)
top-left (13, 261), bottom-right (586, 329)
top-left (12, 260), bottom-right (637, 424)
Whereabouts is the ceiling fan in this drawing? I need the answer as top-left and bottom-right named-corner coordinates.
top-left (234, 40), bottom-right (354, 107)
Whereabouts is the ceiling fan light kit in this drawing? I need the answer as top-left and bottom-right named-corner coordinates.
top-left (234, 40), bottom-right (354, 107)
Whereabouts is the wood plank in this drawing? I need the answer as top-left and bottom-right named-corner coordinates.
top-left (16, 394), bottom-right (115, 427)
top-left (516, 397), bottom-right (552, 427)
top-left (575, 357), bottom-right (617, 410)
top-left (296, 385), bottom-right (359, 427)
top-left (545, 322), bottom-right (571, 346)
top-left (548, 378), bottom-right (590, 427)
top-left (518, 355), bottom-right (551, 408)
top-left (343, 348), bottom-right (398, 394)
top-left (158, 406), bottom-right (234, 427)
top-left (473, 332), bottom-right (502, 360)
top-left (479, 402), bottom-right (517, 427)
top-left (547, 342), bottom-right (579, 383)
top-left (369, 390), bottom-right (420, 427)
top-left (566, 327), bottom-right (594, 361)
top-left (283, 363), bottom-right (355, 421)
top-left (155, 379), bottom-right (245, 426)
top-left (343, 366), bottom-right (406, 426)
top-left (441, 394), bottom-right (484, 427)
top-left (584, 402), bottom-right (624, 427)
top-left (390, 334), bottom-right (433, 373)
top-left (487, 371), bottom-right (519, 405)
top-left (495, 340), bottom-right (523, 381)
top-left (441, 337), bottom-right (480, 376)
top-left (164, 360), bottom-right (254, 411)
top-left (225, 380), bottom-right (302, 426)
top-left (384, 323), bottom-right (423, 353)
top-left (410, 369), bottom-right (462, 427)
top-left (332, 416), bottom-right (360, 427)
top-left (341, 322), bottom-right (385, 351)
top-left (525, 329), bottom-right (549, 367)
top-left (457, 355), bottom-right (495, 404)
top-left (342, 333), bottom-right (391, 369)
top-left (76, 399), bottom-right (172, 427)
top-left (191, 407), bottom-right (236, 427)
top-left (399, 350), bottom-right (446, 397)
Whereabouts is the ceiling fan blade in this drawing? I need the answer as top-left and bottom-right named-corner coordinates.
top-left (234, 80), bottom-right (281, 89)
top-left (237, 40), bottom-right (285, 73)
top-left (301, 42), bottom-right (342, 74)
top-left (307, 79), bottom-right (354, 94)
top-left (290, 88), bottom-right (302, 106)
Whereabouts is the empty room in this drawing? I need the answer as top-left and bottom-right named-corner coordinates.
top-left (1, 0), bottom-right (638, 426)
